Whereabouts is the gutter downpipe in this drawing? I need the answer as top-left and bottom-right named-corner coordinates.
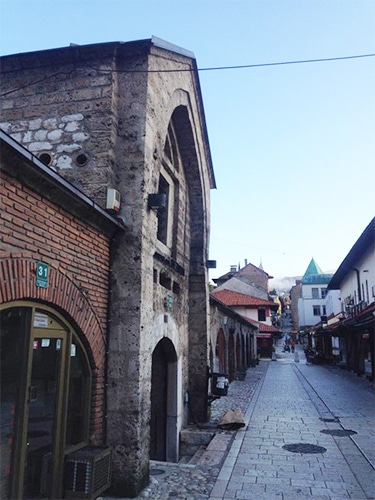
top-left (353, 268), bottom-right (362, 302)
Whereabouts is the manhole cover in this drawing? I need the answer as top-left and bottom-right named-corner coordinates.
top-left (150, 469), bottom-right (165, 476)
top-left (283, 443), bottom-right (327, 454)
top-left (320, 429), bottom-right (357, 437)
top-left (320, 417), bottom-right (340, 423)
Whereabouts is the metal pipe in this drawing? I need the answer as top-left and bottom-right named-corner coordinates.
top-left (353, 268), bottom-right (362, 302)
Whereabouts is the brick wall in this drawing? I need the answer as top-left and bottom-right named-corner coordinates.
top-left (0, 170), bottom-right (111, 442)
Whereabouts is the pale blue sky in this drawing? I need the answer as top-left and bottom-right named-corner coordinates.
top-left (1, 0), bottom-right (374, 280)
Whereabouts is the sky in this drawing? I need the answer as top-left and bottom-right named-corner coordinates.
top-left (1, 0), bottom-right (374, 283)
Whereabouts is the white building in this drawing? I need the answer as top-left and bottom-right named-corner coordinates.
top-left (297, 258), bottom-right (334, 329)
top-left (326, 218), bottom-right (375, 376)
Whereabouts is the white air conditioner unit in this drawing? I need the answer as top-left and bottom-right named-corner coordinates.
top-left (106, 188), bottom-right (121, 212)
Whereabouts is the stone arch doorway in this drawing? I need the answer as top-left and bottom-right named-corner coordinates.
top-left (228, 331), bottom-right (235, 382)
top-left (236, 334), bottom-right (241, 373)
top-left (150, 338), bottom-right (178, 462)
top-left (215, 328), bottom-right (226, 373)
top-left (246, 334), bottom-right (250, 366)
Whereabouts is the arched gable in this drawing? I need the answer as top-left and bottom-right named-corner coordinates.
top-left (0, 258), bottom-right (105, 368)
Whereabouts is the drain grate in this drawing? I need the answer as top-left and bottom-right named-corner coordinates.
top-left (283, 443), bottom-right (327, 454)
top-left (320, 417), bottom-right (340, 423)
top-left (150, 469), bottom-right (165, 476)
top-left (320, 429), bottom-right (357, 437)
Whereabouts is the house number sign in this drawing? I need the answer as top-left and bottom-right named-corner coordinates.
top-left (36, 261), bottom-right (49, 288)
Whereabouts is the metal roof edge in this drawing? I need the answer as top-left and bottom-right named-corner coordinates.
top-left (151, 36), bottom-right (195, 59)
top-left (328, 218), bottom-right (375, 289)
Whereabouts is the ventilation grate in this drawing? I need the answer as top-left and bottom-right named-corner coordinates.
top-left (64, 446), bottom-right (111, 499)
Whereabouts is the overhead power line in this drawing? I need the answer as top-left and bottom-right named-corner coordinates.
top-left (1, 53), bottom-right (374, 97)
top-left (82, 52), bottom-right (375, 73)
top-left (196, 53), bottom-right (375, 73)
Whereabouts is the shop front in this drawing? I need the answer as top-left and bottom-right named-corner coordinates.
top-left (1, 131), bottom-right (122, 498)
top-left (256, 333), bottom-right (273, 358)
top-left (1, 304), bottom-right (91, 499)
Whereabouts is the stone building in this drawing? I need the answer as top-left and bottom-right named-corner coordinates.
top-left (210, 262), bottom-right (280, 363)
top-left (210, 294), bottom-right (258, 383)
top-left (0, 37), bottom-right (215, 498)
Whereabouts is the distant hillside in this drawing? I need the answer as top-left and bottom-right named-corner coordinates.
top-left (269, 270), bottom-right (336, 294)
top-left (268, 276), bottom-right (301, 293)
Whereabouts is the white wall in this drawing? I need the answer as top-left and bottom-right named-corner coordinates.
top-left (340, 248), bottom-right (375, 310)
top-left (325, 289), bottom-right (341, 317)
top-left (298, 283), bottom-right (329, 327)
top-left (232, 306), bottom-right (273, 326)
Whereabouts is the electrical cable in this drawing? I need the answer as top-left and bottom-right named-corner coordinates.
top-left (90, 53), bottom-right (375, 73)
top-left (1, 53), bottom-right (374, 97)
top-left (0, 68), bottom-right (76, 97)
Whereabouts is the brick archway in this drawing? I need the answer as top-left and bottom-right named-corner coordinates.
top-left (0, 258), bottom-right (105, 367)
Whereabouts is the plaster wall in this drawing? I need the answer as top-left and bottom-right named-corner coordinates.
top-left (325, 290), bottom-right (342, 317)
top-left (339, 249), bottom-right (375, 308)
top-left (231, 306), bottom-right (273, 326)
top-left (299, 283), bottom-right (328, 327)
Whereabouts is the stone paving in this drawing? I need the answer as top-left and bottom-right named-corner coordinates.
top-left (102, 344), bottom-right (375, 500)
top-left (101, 361), bottom-right (268, 499)
top-left (210, 345), bottom-right (375, 500)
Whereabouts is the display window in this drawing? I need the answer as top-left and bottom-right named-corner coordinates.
top-left (0, 303), bottom-right (91, 499)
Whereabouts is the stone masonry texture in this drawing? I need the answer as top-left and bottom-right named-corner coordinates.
top-left (1, 39), bottom-right (215, 496)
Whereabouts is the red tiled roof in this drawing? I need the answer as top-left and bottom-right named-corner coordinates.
top-left (258, 323), bottom-right (280, 333)
top-left (211, 289), bottom-right (275, 307)
top-left (240, 315), bottom-right (280, 333)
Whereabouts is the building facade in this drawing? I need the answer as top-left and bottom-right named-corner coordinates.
top-left (296, 258), bottom-right (333, 330)
top-left (324, 218), bottom-right (375, 378)
top-left (210, 295), bottom-right (258, 383)
top-left (0, 38), bottom-right (215, 497)
top-left (1, 131), bottom-right (122, 499)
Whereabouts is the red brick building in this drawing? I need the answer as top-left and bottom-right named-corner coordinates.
top-left (1, 131), bottom-right (122, 499)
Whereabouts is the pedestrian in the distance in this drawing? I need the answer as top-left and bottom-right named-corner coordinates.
top-left (291, 340), bottom-right (295, 353)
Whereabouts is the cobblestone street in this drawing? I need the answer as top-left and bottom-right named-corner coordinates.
top-left (103, 343), bottom-right (375, 500)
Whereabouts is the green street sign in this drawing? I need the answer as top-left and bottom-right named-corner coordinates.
top-left (36, 262), bottom-right (49, 288)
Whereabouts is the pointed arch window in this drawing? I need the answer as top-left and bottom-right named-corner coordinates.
top-left (156, 123), bottom-right (181, 252)
top-left (156, 169), bottom-right (175, 249)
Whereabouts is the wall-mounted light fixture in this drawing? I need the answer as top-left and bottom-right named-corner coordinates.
top-left (148, 193), bottom-right (166, 210)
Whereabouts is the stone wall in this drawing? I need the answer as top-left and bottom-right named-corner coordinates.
top-left (210, 297), bottom-right (258, 382)
top-left (0, 39), bottom-right (214, 496)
